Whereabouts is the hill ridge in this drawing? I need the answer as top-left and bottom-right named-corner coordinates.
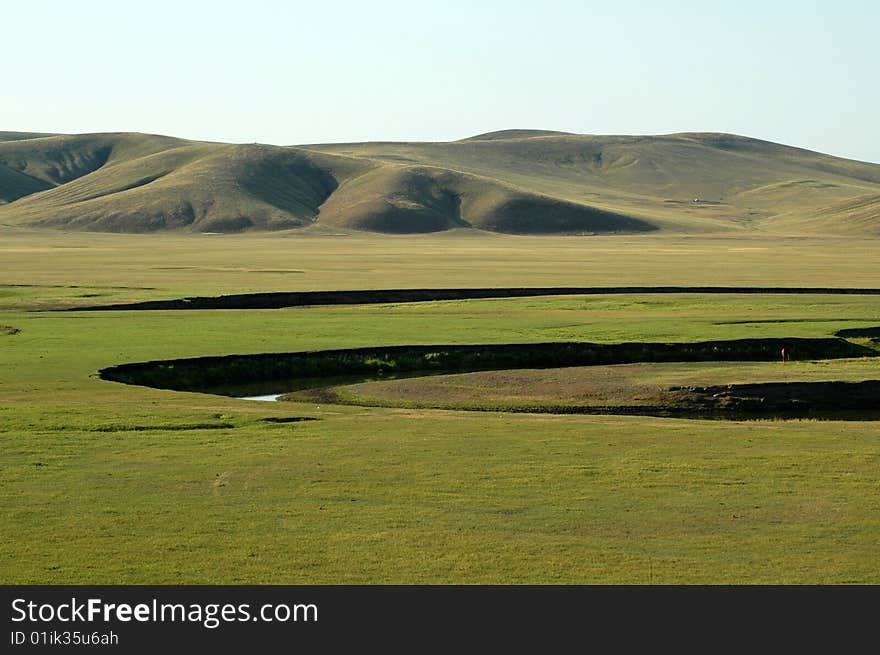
top-left (1, 130), bottom-right (878, 235)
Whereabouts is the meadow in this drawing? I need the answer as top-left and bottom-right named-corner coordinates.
top-left (332, 359), bottom-right (880, 413)
top-left (2, 229), bottom-right (879, 583)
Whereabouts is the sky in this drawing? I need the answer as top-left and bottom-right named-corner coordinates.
top-left (4, 0), bottom-right (879, 162)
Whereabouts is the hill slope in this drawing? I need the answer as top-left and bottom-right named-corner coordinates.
top-left (1, 130), bottom-right (878, 235)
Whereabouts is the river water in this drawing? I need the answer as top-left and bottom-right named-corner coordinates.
top-left (239, 393), bottom-right (283, 402)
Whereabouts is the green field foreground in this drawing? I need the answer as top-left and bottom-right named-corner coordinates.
top-left (2, 231), bottom-right (880, 583)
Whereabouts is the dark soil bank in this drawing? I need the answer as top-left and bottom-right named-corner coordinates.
top-left (99, 337), bottom-right (880, 420)
top-left (670, 380), bottom-right (880, 419)
top-left (72, 286), bottom-right (880, 312)
top-left (100, 337), bottom-right (872, 393)
top-left (836, 326), bottom-right (880, 342)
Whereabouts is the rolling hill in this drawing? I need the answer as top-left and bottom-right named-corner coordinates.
top-left (1, 129), bottom-right (878, 235)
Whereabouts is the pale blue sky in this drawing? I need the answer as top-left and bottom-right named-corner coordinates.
top-left (5, 1), bottom-right (878, 162)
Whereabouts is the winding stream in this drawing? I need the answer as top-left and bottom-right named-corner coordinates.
top-left (100, 337), bottom-right (880, 419)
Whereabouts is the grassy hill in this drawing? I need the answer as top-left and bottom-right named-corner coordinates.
top-left (1, 129), bottom-right (878, 235)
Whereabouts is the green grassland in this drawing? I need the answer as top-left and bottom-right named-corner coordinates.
top-left (2, 129), bottom-right (879, 235)
top-left (2, 230), bottom-right (880, 583)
